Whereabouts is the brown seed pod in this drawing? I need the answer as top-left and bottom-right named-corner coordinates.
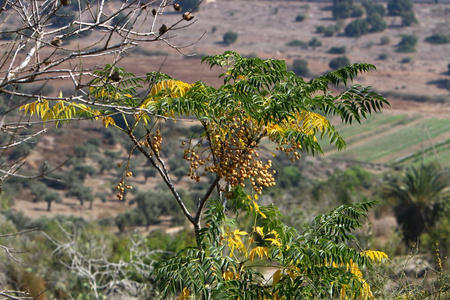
top-left (182, 12), bottom-right (194, 21)
top-left (109, 70), bottom-right (122, 82)
top-left (50, 37), bottom-right (62, 47)
top-left (173, 3), bottom-right (181, 11)
top-left (151, 8), bottom-right (157, 15)
top-left (60, 0), bottom-right (71, 5)
top-left (159, 24), bottom-right (168, 36)
top-left (140, 2), bottom-right (147, 9)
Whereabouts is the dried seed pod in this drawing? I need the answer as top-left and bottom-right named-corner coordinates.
top-left (109, 70), bottom-right (122, 82)
top-left (50, 37), bottom-right (62, 47)
top-left (60, 0), bottom-right (71, 5)
top-left (159, 24), bottom-right (168, 36)
top-left (173, 3), bottom-right (181, 11)
top-left (182, 12), bottom-right (194, 21)
top-left (151, 8), bottom-right (157, 15)
top-left (42, 58), bottom-right (52, 66)
top-left (140, 2), bottom-right (147, 9)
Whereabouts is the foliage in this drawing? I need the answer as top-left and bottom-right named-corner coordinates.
top-left (20, 51), bottom-right (390, 299)
top-left (380, 36), bottom-right (391, 45)
top-left (387, 0), bottom-right (413, 16)
top-left (223, 31), bottom-right (238, 45)
top-left (401, 10), bottom-right (417, 27)
top-left (396, 34), bottom-right (418, 53)
top-left (344, 19), bottom-right (369, 38)
top-left (424, 34), bottom-right (450, 45)
top-left (329, 56), bottom-right (351, 70)
top-left (367, 13), bottom-right (387, 33)
top-left (332, 0), bottom-right (364, 19)
top-left (152, 199), bottom-right (388, 299)
top-left (328, 46), bottom-right (346, 54)
top-left (362, 1), bottom-right (386, 17)
top-left (291, 59), bottom-right (309, 77)
top-left (286, 39), bottom-right (307, 48)
top-left (308, 37), bottom-right (322, 48)
top-left (295, 14), bottom-right (305, 22)
top-left (383, 164), bottom-right (449, 245)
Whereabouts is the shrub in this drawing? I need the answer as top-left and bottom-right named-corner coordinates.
top-left (344, 18), bottom-right (368, 37)
top-left (295, 14), bottom-right (305, 22)
top-left (327, 46), bottom-right (346, 54)
top-left (315, 25), bottom-right (325, 34)
top-left (424, 34), bottom-right (450, 44)
top-left (291, 59), bottom-right (309, 76)
top-left (223, 31), bottom-right (238, 45)
top-left (329, 56), bottom-right (350, 70)
top-left (367, 13), bottom-right (387, 32)
top-left (362, 1), bottom-right (386, 17)
top-left (286, 39), bottom-right (307, 48)
top-left (380, 35), bottom-right (390, 45)
top-left (350, 4), bottom-right (365, 17)
top-left (396, 34), bottom-right (418, 53)
top-left (378, 53), bottom-right (389, 60)
top-left (323, 26), bottom-right (335, 37)
top-left (401, 10), bottom-right (417, 27)
top-left (308, 37), bottom-right (322, 48)
top-left (448, 63), bottom-right (450, 75)
top-left (387, 0), bottom-right (413, 16)
top-left (400, 57), bottom-right (412, 63)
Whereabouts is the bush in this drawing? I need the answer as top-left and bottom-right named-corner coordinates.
top-left (378, 53), bottom-right (389, 60)
top-left (448, 63), bottom-right (450, 75)
top-left (332, 0), bottom-right (364, 19)
top-left (295, 14), bottom-right (305, 22)
top-left (350, 4), bottom-right (365, 17)
top-left (362, 1), bottom-right (386, 17)
top-left (380, 36), bottom-right (390, 45)
top-left (396, 34), bottom-right (418, 53)
top-left (315, 26), bottom-right (325, 34)
top-left (286, 39), bottom-right (307, 48)
top-left (400, 57), bottom-right (412, 64)
top-left (291, 59), bottom-right (309, 77)
top-left (327, 46), bottom-right (346, 54)
top-left (223, 31), bottom-right (238, 45)
top-left (308, 37), bottom-right (322, 48)
top-left (387, 0), bottom-right (413, 16)
top-left (323, 26), bottom-right (336, 37)
top-left (367, 13), bottom-right (387, 32)
top-left (424, 34), bottom-right (450, 44)
top-left (344, 18), bottom-right (368, 38)
top-left (329, 56), bottom-right (350, 70)
top-left (401, 10), bottom-right (417, 27)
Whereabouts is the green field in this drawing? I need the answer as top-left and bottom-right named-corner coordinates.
top-left (321, 113), bottom-right (450, 168)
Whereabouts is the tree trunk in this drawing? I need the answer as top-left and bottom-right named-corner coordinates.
top-left (47, 200), bottom-right (52, 212)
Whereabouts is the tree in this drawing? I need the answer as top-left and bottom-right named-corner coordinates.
top-left (383, 164), bottom-right (449, 245)
top-left (424, 34), bottom-right (450, 44)
top-left (291, 59), bottom-right (309, 76)
top-left (223, 31), bottom-right (238, 45)
top-left (387, 0), bottom-right (413, 16)
top-left (332, 0), bottom-right (363, 19)
top-left (44, 191), bottom-right (61, 212)
top-left (21, 51), bottom-right (390, 299)
top-left (401, 10), bottom-right (417, 27)
top-left (329, 56), bottom-right (351, 70)
top-left (362, 1), bottom-right (386, 17)
top-left (367, 13), bottom-right (387, 33)
top-left (396, 34), bottom-right (418, 52)
top-left (344, 19), bottom-right (369, 38)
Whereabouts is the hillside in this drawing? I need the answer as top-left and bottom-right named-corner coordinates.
top-left (5, 0), bottom-right (450, 223)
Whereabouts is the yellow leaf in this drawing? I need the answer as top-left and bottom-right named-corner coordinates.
top-left (253, 201), bottom-right (267, 218)
top-left (249, 246), bottom-right (268, 262)
top-left (272, 269), bottom-right (282, 286)
top-left (176, 287), bottom-right (190, 300)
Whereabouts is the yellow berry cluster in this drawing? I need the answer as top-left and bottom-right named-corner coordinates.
top-left (183, 144), bottom-right (210, 182)
top-left (115, 171), bottom-right (133, 200)
top-left (274, 141), bottom-right (302, 162)
top-left (183, 118), bottom-right (276, 194)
